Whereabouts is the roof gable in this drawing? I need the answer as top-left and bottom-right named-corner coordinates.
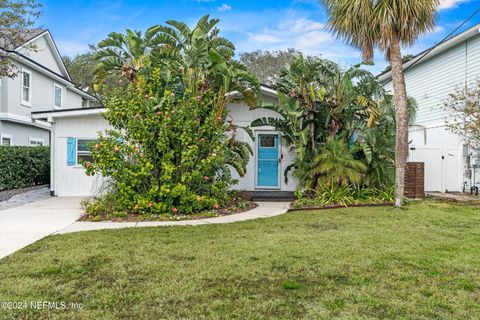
top-left (378, 23), bottom-right (480, 83)
top-left (15, 30), bottom-right (71, 80)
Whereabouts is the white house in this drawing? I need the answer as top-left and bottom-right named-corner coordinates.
top-left (0, 29), bottom-right (95, 147)
top-left (32, 86), bottom-right (298, 197)
top-left (378, 24), bottom-right (480, 193)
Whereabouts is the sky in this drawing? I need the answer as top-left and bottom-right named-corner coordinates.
top-left (38, 0), bottom-right (480, 75)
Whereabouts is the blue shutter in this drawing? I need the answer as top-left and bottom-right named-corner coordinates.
top-left (67, 137), bottom-right (76, 166)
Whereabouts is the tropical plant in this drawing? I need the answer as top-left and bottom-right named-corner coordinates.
top-left (93, 27), bottom-right (161, 89)
top-left (356, 94), bottom-right (418, 189)
top-left (320, 0), bottom-right (440, 207)
top-left (276, 54), bottom-right (328, 149)
top-left (253, 57), bottom-right (384, 188)
top-left (150, 14), bottom-right (259, 105)
top-left (297, 139), bottom-right (366, 190)
top-left (251, 92), bottom-right (309, 182)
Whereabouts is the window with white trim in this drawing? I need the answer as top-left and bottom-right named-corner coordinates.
top-left (77, 139), bottom-right (96, 163)
top-left (29, 138), bottom-right (44, 146)
top-left (54, 84), bottom-right (63, 108)
top-left (1, 134), bottom-right (12, 146)
top-left (21, 69), bottom-right (32, 106)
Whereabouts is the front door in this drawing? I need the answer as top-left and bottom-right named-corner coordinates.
top-left (257, 134), bottom-right (279, 188)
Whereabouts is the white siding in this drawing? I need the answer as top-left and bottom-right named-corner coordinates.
top-left (53, 116), bottom-right (110, 196)
top-left (381, 34), bottom-right (480, 192)
top-left (53, 98), bottom-right (299, 196)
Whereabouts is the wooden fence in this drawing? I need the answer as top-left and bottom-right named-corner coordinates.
top-left (404, 162), bottom-right (425, 198)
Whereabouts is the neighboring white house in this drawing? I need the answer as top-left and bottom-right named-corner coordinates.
top-left (379, 24), bottom-right (480, 193)
top-left (0, 29), bottom-right (95, 147)
top-left (32, 86), bottom-right (298, 197)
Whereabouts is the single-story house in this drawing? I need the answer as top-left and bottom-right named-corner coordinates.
top-left (379, 23), bottom-right (480, 193)
top-left (32, 86), bottom-right (298, 197)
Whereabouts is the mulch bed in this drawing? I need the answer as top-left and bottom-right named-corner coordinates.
top-left (80, 201), bottom-right (258, 222)
top-left (0, 185), bottom-right (48, 202)
top-left (288, 202), bottom-right (395, 212)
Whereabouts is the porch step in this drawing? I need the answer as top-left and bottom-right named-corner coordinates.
top-left (250, 191), bottom-right (295, 202)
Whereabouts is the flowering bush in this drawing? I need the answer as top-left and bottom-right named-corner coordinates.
top-left (83, 69), bottom-right (233, 215)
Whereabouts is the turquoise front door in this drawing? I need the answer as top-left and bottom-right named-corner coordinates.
top-left (257, 134), bottom-right (279, 188)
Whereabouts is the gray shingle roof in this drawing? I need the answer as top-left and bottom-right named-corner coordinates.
top-left (0, 28), bottom-right (47, 50)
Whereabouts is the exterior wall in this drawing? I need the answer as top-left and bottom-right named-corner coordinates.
top-left (4, 62), bottom-right (81, 117)
top-left (52, 97), bottom-right (299, 196)
top-left (0, 120), bottom-right (49, 146)
top-left (381, 34), bottom-right (480, 192)
top-left (53, 116), bottom-right (110, 196)
top-left (227, 98), bottom-right (298, 192)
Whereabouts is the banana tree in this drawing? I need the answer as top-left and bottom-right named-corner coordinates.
top-left (276, 54), bottom-right (328, 150)
top-left (93, 27), bottom-right (161, 90)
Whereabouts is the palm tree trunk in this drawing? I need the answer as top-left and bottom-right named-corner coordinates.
top-left (389, 33), bottom-right (409, 208)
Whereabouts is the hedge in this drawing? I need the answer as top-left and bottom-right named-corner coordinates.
top-left (0, 146), bottom-right (50, 191)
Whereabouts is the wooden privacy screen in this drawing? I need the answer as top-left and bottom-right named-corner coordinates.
top-left (404, 162), bottom-right (425, 198)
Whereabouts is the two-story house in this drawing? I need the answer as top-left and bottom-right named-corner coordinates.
top-left (379, 23), bottom-right (480, 193)
top-left (0, 29), bottom-right (95, 147)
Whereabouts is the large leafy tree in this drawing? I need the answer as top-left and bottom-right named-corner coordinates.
top-left (239, 49), bottom-right (300, 86)
top-left (444, 81), bottom-right (480, 150)
top-left (0, 0), bottom-right (42, 77)
top-left (320, 0), bottom-right (440, 207)
top-left (85, 16), bottom-right (260, 215)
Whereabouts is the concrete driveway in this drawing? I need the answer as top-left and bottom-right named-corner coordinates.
top-left (0, 197), bottom-right (83, 259)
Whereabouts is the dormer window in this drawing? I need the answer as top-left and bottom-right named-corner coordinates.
top-left (54, 84), bottom-right (63, 108)
top-left (21, 69), bottom-right (32, 106)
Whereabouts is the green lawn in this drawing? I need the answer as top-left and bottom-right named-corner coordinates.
top-left (1, 201), bottom-right (480, 319)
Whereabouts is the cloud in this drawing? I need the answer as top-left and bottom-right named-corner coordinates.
top-left (218, 4), bottom-right (232, 12)
top-left (438, 0), bottom-right (470, 10)
top-left (237, 17), bottom-right (359, 61)
top-left (56, 40), bottom-right (90, 56)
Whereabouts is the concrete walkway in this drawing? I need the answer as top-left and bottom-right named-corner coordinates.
top-left (56, 201), bottom-right (291, 234)
top-left (0, 197), bottom-right (290, 259)
top-left (0, 197), bottom-right (83, 259)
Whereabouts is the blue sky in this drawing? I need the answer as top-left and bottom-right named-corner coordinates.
top-left (39, 0), bottom-right (479, 74)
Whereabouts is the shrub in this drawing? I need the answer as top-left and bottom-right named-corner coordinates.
top-left (83, 69), bottom-right (233, 215)
top-left (293, 185), bottom-right (394, 209)
top-left (0, 146), bottom-right (50, 190)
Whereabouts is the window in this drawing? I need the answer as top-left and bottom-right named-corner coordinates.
top-left (29, 138), bottom-right (44, 146)
top-left (77, 139), bottom-right (96, 163)
top-left (21, 69), bottom-right (32, 106)
top-left (260, 135), bottom-right (276, 148)
top-left (1, 134), bottom-right (12, 146)
top-left (54, 84), bottom-right (63, 108)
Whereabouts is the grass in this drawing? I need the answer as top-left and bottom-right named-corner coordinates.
top-left (1, 200), bottom-right (480, 319)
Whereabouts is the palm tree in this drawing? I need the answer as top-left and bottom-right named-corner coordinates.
top-left (321, 0), bottom-right (439, 207)
top-left (297, 139), bottom-right (366, 190)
